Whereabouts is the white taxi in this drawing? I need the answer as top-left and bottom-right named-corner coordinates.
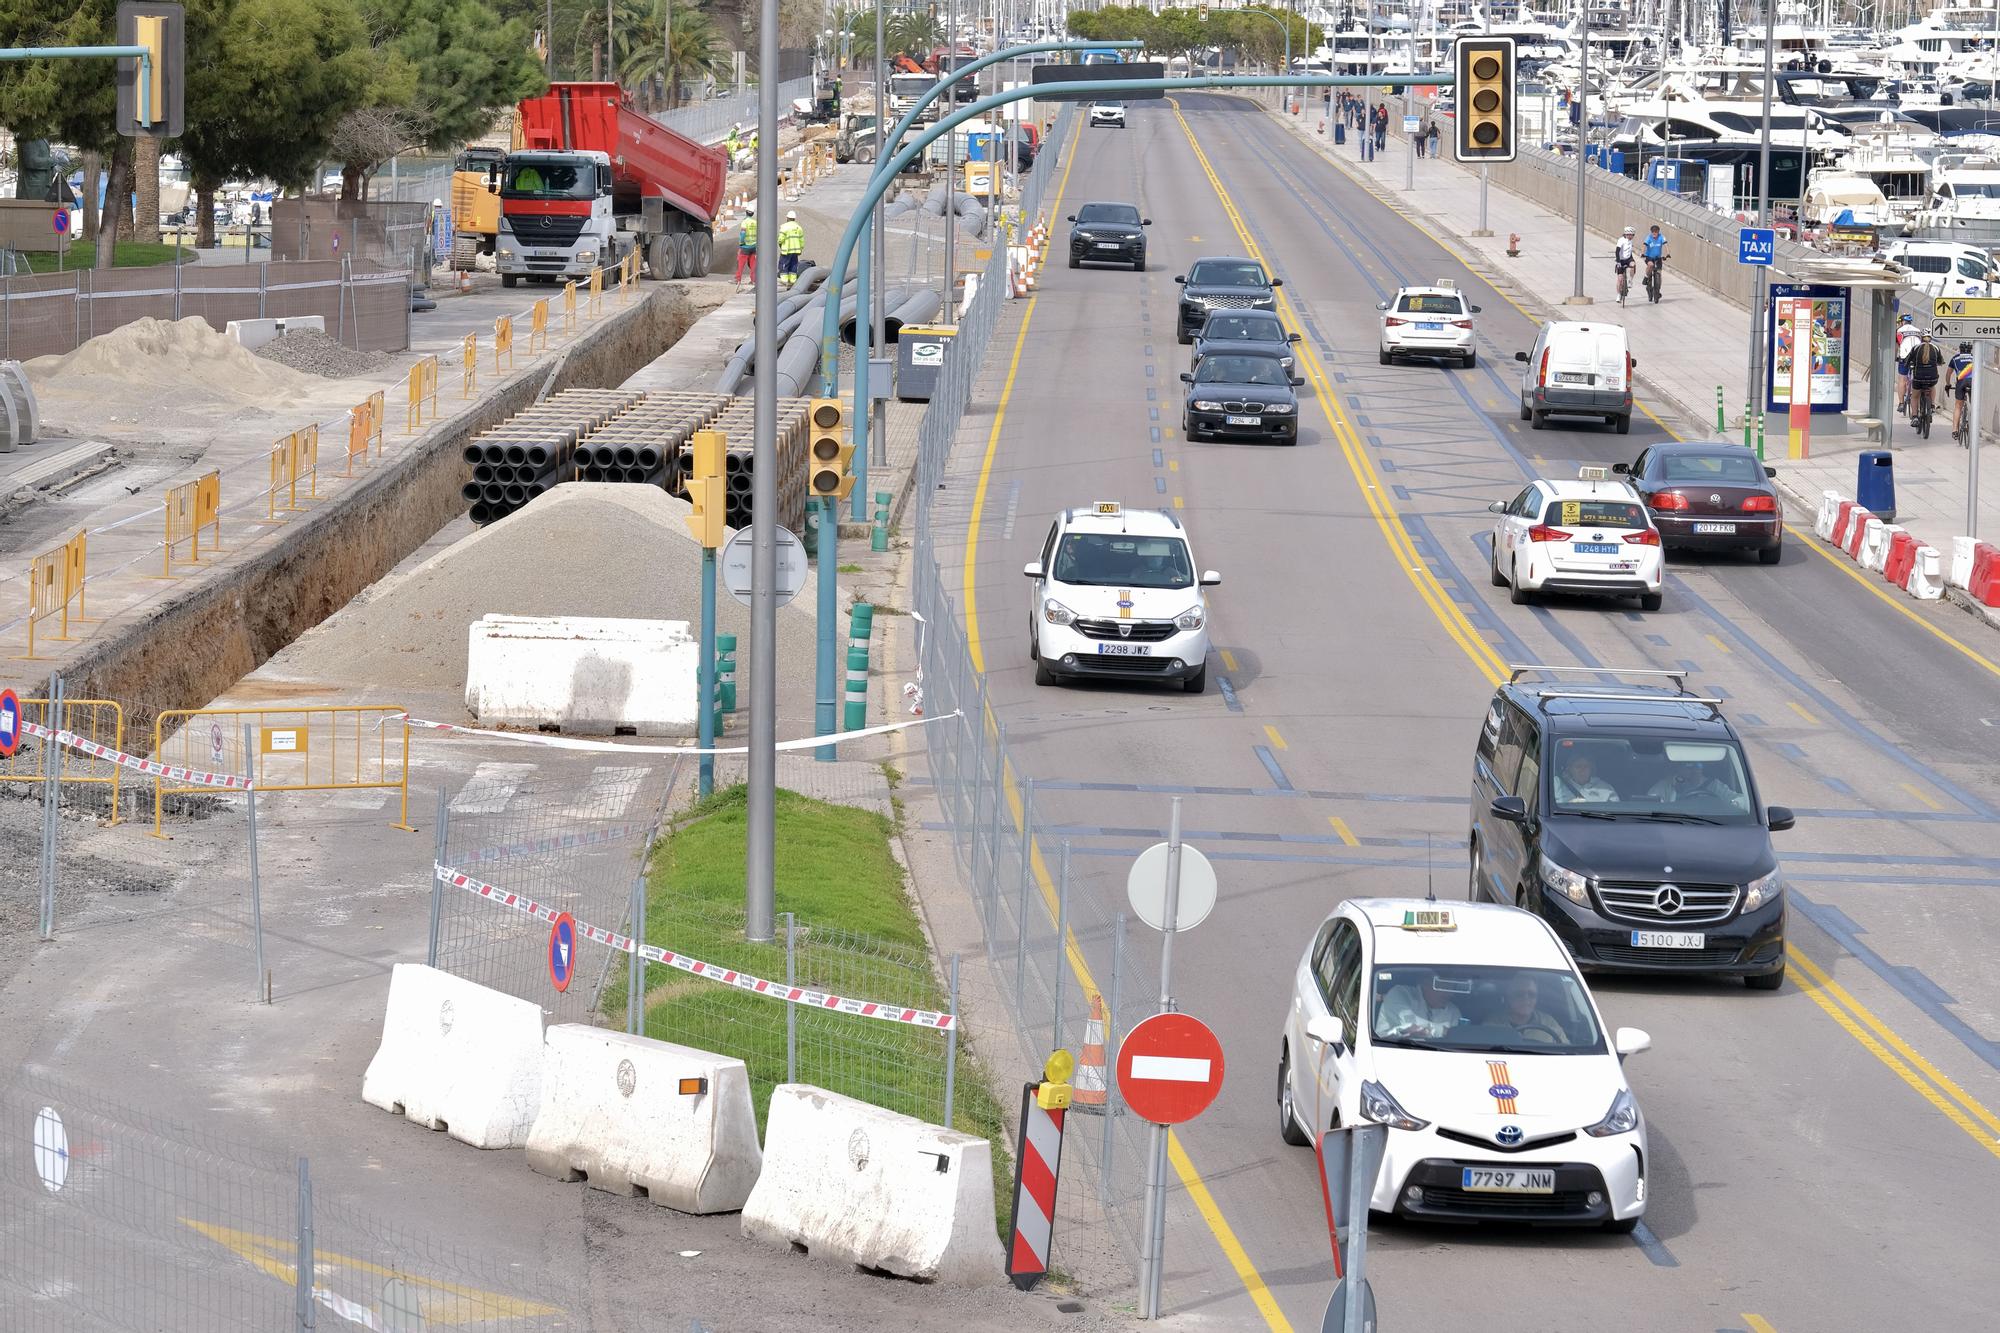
top-left (1024, 501), bottom-right (1219, 694)
top-left (1378, 280), bottom-right (1480, 367)
top-left (1278, 899), bottom-right (1651, 1231)
top-left (1489, 467), bottom-right (1665, 611)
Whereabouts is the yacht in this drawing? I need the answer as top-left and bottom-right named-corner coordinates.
top-left (1915, 150), bottom-right (2000, 241)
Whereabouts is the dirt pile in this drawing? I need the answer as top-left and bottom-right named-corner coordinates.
top-left (25, 315), bottom-right (316, 402)
top-left (253, 328), bottom-right (395, 379)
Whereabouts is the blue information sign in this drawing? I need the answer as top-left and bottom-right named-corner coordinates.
top-left (547, 912), bottom-right (576, 993)
top-left (0, 689), bottom-right (19, 758)
top-left (1738, 227), bottom-right (1775, 266)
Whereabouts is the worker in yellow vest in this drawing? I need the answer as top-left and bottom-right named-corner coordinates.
top-left (734, 212), bottom-right (757, 286)
top-left (777, 210), bottom-right (806, 288)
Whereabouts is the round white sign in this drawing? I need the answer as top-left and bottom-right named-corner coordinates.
top-left (1126, 842), bottom-right (1217, 933)
top-left (720, 525), bottom-right (808, 608)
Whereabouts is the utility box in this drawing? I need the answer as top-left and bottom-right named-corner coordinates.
top-left (896, 324), bottom-right (956, 402)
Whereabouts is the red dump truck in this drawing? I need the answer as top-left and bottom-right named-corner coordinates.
top-left (498, 81), bottom-right (729, 287)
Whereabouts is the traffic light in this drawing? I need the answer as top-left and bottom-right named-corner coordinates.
top-left (116, 2), bottom-right (185, 138)
top-left (808, 398), bottom-right (855, 500)
top-left (1454, 36), bottom-right (1515, 163)
top-left (685, 429), bottom-right (726, 548)
top-left (1197, 1), bottom-right (1210, 20)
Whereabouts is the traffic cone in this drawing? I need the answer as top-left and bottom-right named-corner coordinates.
top-left (1073, 994), bottom-right (1108, 1111)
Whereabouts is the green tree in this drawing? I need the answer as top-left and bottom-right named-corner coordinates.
top-left (616, 1), bottom-right (733, 109)
top-left (0, 0), bottom-right (131, 267)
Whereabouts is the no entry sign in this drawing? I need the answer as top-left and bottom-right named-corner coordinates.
top-left (1116, 1012), bottom-right (1225, 1125)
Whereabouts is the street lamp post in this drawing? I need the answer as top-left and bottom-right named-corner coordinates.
top-left (1747, 0), bottom-right (1778, 426)
top-left (1569, 17), bottom-right (1589, 303)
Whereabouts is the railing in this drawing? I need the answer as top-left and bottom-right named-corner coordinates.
top-left (650, 77), bottom-right (817, 145)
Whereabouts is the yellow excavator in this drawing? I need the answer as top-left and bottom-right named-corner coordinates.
top-left (448, 145), bottom-right (508, 271)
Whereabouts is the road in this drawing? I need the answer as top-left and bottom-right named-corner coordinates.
top-left (934, 95), bottom-right (2000, 1331)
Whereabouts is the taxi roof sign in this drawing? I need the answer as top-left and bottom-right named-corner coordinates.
top-left (1093, 501), bottom-right (1122, 515)
top-left (1578, 466), bottom-right (1609, 482)
top-left (1399, 908), bottom-right (1457, 931)
top-left (1435, 278), bottom-right (1455, 288)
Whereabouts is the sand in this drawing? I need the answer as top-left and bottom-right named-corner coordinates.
top-left (25, 316), bottom-right (317, 404)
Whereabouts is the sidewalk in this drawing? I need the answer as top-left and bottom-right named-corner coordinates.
top-left (1265, 105), bottom-right (1999, 624)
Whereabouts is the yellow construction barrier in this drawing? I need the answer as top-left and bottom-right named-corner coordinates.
top-left (493, 314), bottom-right (514, 371)
top-left (461, 332), bottom-right (478, 398)
top-left (587, 266), bottom-right (604, 318)
top-left (531, 298), bottom-right (550, 353)
top-left (160, 470), bottom-right (222, 576)
top-left (562, 280), bottom-right (578, 334)
top-left (345, 397), bottom-right (374, 476)
top-left (406, 354), bottom-right (439, 433)
top-left (0, 696), bottom-right (124, 822)
top-left (151, 705), bottom-right (415, 836)
top-left (16, 529), bottom-right (88, 660)
top-left (267, 427), bottom-right (319, 518)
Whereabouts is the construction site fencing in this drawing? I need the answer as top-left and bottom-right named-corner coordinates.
top-left (650, 75), bottom-right (816, 146)
top-left (271, 197), bottom-right (436, 284)
top-left (0, 1070), bottom-right (596, 1332)
top-left (0, 258), bottom-right (411, 361)
top-left (150, 705), bottom-right (414, 835)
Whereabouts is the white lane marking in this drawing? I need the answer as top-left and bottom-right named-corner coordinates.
top-left (559, 765), bottom-right (647, 819)
top-left (1130, 1055), bottom-right (1213, 1082)
top-left (449, 761), bottom-right (536, 814)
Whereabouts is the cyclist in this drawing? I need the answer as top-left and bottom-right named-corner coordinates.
top-left (1614, 226), bottom-right (1637, 304)
top-left (1641, 224), bottom-right (1668, 302)
top-left (1907, 330), bottom-right (1948, 435)
top-left (1895, 314), bottom-right (1921, 414)
top-left (1950, 341), bottom-right (1976, 443)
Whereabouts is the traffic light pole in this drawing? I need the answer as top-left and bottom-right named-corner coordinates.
top-left (815, 488), bottom-right (840, 760)
top-left (748, 0), bottom-right (780, 943)
top-left (699, 546), bottom-right (717, 796)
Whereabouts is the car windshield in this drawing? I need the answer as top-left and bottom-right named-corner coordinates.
top-left (502, 158), bottom-right (592, 200)
top-left (1541, 498), bottom-right (1648, 529)
top-left (1657, 452), bottom-right (1767, 485)
top-left (1076, 203), bottom-right (1140, 225)
top-left (1397, 294), bottom-right (1465, 314)
top-left (1370, 964), bottom-right (1604, 1054)
top-left (1051, 533), bottom-right (1194, 588)
top-left (1195, 354), bottom-right (1288, 386)
top-left (1189, 260), bottom-right (1269, 287)
top-left (1202, 314), bottom-right (1284, 342)
top-left (1548, 736), bottom-right (1757, 821)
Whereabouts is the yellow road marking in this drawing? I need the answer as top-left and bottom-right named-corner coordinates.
top-left (1328, 816), bottom-right (1359, 846)
top-left (1221, 648), bottom-right (1240, 672)
top-left (1900, 780), bottom-right (1947, 811)
top-left (1263, 724), bottom-right (1288, 750)
top-left (1786, 700), bottom-right (1819, 725)
top-left (1169, 459), bottom-right (1180, 471)
top-left (1173, 496), bottom-right (1185, 509)
top-left (1744, 1316), bottom-right (1780, 1333)
top-left (1705, 632), bottom-right (1734, 654)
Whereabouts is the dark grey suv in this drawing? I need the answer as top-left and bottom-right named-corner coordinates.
top-left (1176, 256), bottom-right (1280, 343)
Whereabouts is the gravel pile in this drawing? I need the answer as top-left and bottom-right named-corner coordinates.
top-left (25, 315), bottom-right (315, 401)
top-left (253, 328), bottom-right (396, 378)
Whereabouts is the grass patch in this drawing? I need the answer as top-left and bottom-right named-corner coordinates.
top-left (837, 562), bottom-right (863, 574)
top-left (600, 784), bottom-right (1016, 1235)
top-left (19, 241), bottom-right (187, 274)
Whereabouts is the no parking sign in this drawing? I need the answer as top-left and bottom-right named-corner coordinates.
top-left (0, 690), bottom-right (20, 758)
top-left (547, 912), bottom-right (576, 992)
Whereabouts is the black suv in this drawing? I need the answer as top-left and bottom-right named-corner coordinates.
top-left (1467, 666), bottom-right (1794, 990)
top-left (1176, 256), bottom-right (1281, 344)
top-left (1067, 202), bottom-right (1149, 270)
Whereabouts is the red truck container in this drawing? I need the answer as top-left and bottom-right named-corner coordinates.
top-left (499, 82), bottom-right (730, 285)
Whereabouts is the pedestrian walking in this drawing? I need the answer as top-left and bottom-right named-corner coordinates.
top-left (734, 211), bottom-right (757, 286)
top-left (777, 209), bottom-right (805, 288)
top-left (1415, 120), bottom-right (1427, 158)
top-left (1427, 121), bottom-right (1442, 158)
top-left (1374, 104), bottom-right (1388, 152)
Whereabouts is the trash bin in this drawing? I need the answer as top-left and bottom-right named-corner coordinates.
top-left (1334, 122), bottom-right (1346, 145)
top-left (1856, 450), bottom-right (1896, 522)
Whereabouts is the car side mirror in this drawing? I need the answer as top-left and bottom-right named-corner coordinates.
top-left (1305, 1015), bottom-right (1345, 1050)
top-left (1180, 372), bottom-right (1193, 382)
top-left (1375, 301), bottom-right (1389, 311)
top-left (1174, 275), bottom-right (1186, 284)
top-left (1270, 277), bottom-right (1283, 287)
top-left (1611, 462), bottom-right (1629, 474)
top-left (1613, 1027), bottom-right (1652, 1059)
top-left (1766, 805), bottom-right (1796, 832)
top-left (1288, 331), bottom-right (1301, 343)
top-left (1514, 350), bottom-right (1530, 362)
top-left (1142, 218), bottom-right (1153, 225)
top-left (1489, 794), bottom-right (1528, 824)
top-left (1765, 466), bottom-right (1778, 478)
top-left (1199, 570), bottom-right (1221, 586)
top-left (1023, 561), bottom-right (1044, 579)
top-left (1487, 500), bottom-right (1508, 514)
top-left (1290, 375), bottom-right (1306, 387)
top-left (1471, 305), bottom-right (1484, 313)
top-left (1630, 357), bottom-right (1639, 366)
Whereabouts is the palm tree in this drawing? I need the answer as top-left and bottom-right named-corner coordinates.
top-left (888, 10), bottom-right (941, 61)
top-left (615, 0), bottom-right (733, 108)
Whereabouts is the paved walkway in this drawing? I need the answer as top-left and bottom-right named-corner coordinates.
top-left (1264, 102), bottom-right (2000, 600)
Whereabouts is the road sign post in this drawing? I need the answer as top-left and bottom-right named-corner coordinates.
top-left (721, 525), bottom-right (806, 607)
top-left (1316, 1125), bottom-right (1387, 1332)
top-left (1932, 298), bottom-right (1993, 538)
top-left (1738, 227), bottom-right (1775, 267)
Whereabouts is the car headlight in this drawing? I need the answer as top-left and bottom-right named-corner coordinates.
top-left (497, 248), bottom-right (513, 259)
top-left (1744, 867), bottom-right (1783, 910)
top-left (1539, 853), bottom-right (1591, 907)
top-left (1174, 605), bottom-right (1204, 631)
top-left (1359, 1080), bottom-right (1429, 1132)
top-left (1255, 296), bottom-right (1276, 307)
top-left (576, 249), bottom-right (597, 264)
top-left (1585, 1088), bottom-right (1639, 1138)
top-left (1264, 403), bottom-right (1294, 414)
top-left (1042, 598), bottom-right (1075, 626)
top-left (1282, 356), bottom-right (1295, 368)
top-left (1075, 232), bottom-right (1095, 242)
top-left (1193, 399), bottom-right (1222, 411)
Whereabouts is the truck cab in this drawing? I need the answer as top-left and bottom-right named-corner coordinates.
top-left (496, 150), bottom-right (616, 287)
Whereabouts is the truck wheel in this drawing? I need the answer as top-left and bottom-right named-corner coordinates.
top-left (648, 234), bottom-right (675, 280)
top-left (694, 233), bottom-right (713, 275)
top-left (675, 233), bottom-right (697, 279)
top-left (501, 273), bottom-right (518, 289)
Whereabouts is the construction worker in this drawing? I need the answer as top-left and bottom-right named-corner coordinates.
top-left (777, 210), bottom-right (806, 288)
top-left (725, 124), bottom-right (740, 160)
top-left (735, 210), bottom-right (757, 286)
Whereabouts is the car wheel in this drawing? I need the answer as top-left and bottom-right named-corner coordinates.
top-left (1463, 351), bottom-right (1477, 368)
top-left (1758, 541), bottom-right (1782, 565)
top-left (1134, 253), bottom-right (1146, 271)
top-left (1034, 661), bottom-right (1056, 687)
top-left (1603, 1215), bottom-right (1642, 1234)
top-left (1278, 1047), bottom-right (1312, 1146)
top-left (1183, 663), bottom-right (1207, 694)
top-left (1614, 414), bottom-right (1632, 434)
top-left (1468, 841), bottom-right (1484, 900)
top-left (1028, 632), bottom-right (1039, 664)
top-left (1489, 546), bottom-right (1506, 587)
top-left (1069, 252), bottom-right (1080, 269)
top-left (1530, 410), bottom-right (1547, 431)
top-left (1639, 591), bottom-right (1663, 612)
top-left (1519, 400), bottom-right (1531, 422)
top-left (1746, 962), bottom-right (1786, 991)
top-left (1509, 559), bottom-right (1531, 605)
top-left (1379, 347), bottom-right (1392, 364)
top-left (501, 273), bottom-right (518, 288)
top-left (1177, 329), bottom-right (1191, 345)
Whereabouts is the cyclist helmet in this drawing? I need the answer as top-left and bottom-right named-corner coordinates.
top-left (1622, 225), bottom-right (1636, 235)
top-left (1920, 330), bottom-right (1933, 341)
top-left (1962, 342), bottom-right (1975, 353)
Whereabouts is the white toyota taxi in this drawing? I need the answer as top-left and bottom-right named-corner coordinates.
top-left (1024, 502), bottom-right (1219, 694)
top-left (1489, 466), bottom-right (1666, 611)
top-left (1278, 899), bottom-right (1652, 1230)
top-left (1378, 279), bottom-right (1480, 367)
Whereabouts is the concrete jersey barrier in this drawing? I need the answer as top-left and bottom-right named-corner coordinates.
top-left (742, 1083), bottom-right (1005, 1286)
top-left (465, 613), bottom-right (699, 736)
top-left (525, 1025), bottom-right (762, 1214)
top-left (361, 964), bottom-right (545, 1149)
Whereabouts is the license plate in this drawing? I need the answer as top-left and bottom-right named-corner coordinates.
top-left (1225, 414), bottom-right (1261, 425)
top-left (1693, 522), bottom-right (1737, 534)
top-left (1553, 371), bottom-right (1590, 384)
top-left (1417, 321), bottom-right (1444, 330)
top-left (1096, 242), bottom-right (1121, 249)
top-left (1574, 542), bottom-right (1618, 554)
top-left (1631, 930), bottom-right (1706, 949)
top-left (1095, 643), bottom-right (1152, 656)
top-left (1461, 1167), bottom-right (1555, 1193)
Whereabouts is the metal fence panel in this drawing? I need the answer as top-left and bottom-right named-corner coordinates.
top-left (650, 77), bottom-right (816, 145)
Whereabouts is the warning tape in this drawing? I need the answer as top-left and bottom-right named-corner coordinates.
top-left (20, 719), bottom-right (253, 791)
top-left (435, 863), bottom-right (958, 1032)
top-left (393, 710), bottom-right (960, 756)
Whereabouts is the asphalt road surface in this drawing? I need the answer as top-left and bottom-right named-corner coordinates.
top-left (933, 95), bottom-right (2000, 1332)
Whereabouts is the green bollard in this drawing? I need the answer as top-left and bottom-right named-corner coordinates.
top-left (844, 646), bottom-right (869, 732)
top-left (1756, 412), bottom-right (1766, 461)
top-left (1716, 386), bottom-right (1725, 433)
top-left (717, 633), bottom-right (737, 714)
top-left (1742, 399), bottom-right (1752, 449)
top-left (871, 490), bottom-right (891, 553)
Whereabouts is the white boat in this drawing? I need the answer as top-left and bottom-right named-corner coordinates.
top-left (1915, 151), bottom-right (2000, 242)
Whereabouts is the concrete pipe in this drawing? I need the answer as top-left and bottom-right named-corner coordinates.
top-left (482, 482), bottom-right (507, 505)
top-left (501, 443), bottom-right (525, 465)
top-left (637, 445), bottom-right (662, 469)
top-left (460, 480), bottom-right (483, 501)
top-left (462, 443), bottom-right (485, 464)
top-left (468, 501), bottom-right (492, 525)
top-left (725, 468), bottom-right (755, 498)
top-left (503, 483), bottom-right (528, 506)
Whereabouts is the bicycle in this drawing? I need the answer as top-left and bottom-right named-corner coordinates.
top-left (1911, 381), bottom-right (1936, 439)
top-left (1954, 391), bottom-right (1972, 447)
top-left (1615, 260), bottom-right (1632, 306)
top-left (1643, 256), bottom-right (1665, 303)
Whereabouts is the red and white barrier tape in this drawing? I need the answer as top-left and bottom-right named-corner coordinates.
top-left (19, 719), bottom-right (253, 791)
top-left (435, 863), bottom-right (957, 1031)
top-left (394, 709), bottom-right (959, 755)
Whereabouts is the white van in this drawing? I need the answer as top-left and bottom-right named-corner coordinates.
top-left (1515, 322), bottom-right (1635, 434)
top-left (1882, 239), bottom-right (1992, 299)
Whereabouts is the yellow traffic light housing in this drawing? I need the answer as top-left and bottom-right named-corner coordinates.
top-left (116, 2), bottom-right (185, 138)
top-left (1454, 37), bottom-right (1516, 163)
top-left (1197, 0), bottom-right (1210, 20)
top-left (808, 397), bottom-right (855, 500)
top-left (685, 428), bottom-right (726, 547)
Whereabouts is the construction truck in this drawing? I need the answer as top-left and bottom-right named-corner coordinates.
top-left (497, 81), bottom-right (728, 287)
top-left (448, 146), bottom-right (506, 271)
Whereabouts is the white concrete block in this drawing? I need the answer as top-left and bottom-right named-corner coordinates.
top-left (1950, 534), bottom-right (1979, 590)
top-left (0, 360), bottom-right (39, 449)
top-left (362, 964), bottom-right (545, 1150)
top-left (743, 1084), bottom-right (1005, 1286)
top-left (224, 315), bottom-right (326, 351)
top-left (465, 614), bottom-right (697, 736)
top-left (1910, 546), bottom-right (1946, 600)
top-left (526, 1025), bottom-right (761, 1214)
top-left (1858, 518), bottom-right (1891, 571)
top-left (1815, 490), bottom-right (1844, 540)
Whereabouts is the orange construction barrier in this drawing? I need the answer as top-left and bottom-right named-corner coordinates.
top-left (587, 266), bottom-right (604, 318)
top-left (1074, 994), bottom-right (1109, 1109)
top-left (561, 280), bottom-right (578, 334)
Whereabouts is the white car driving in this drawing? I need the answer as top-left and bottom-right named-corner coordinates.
top-left (1489, 467), bottom-right (1665, 611)
top-left (1025, 501), bottom-right (1218, 693)
top-left (1089, 101), bottom-right (1127, 128)
top-left (1378, 280), bottom-right (1479, 367)
top-left (1278, 898), bottom-right (1652, 1231)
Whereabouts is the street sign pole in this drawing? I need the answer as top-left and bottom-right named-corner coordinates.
top-left (1972, 350), bottom-right (1984, 541)
top-left (1139, 795), bottom-right (1183, 1321)
top-left (699, 545), bottom-right (716, 797)
top-left (746, 0), bottom-right (780, 944)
